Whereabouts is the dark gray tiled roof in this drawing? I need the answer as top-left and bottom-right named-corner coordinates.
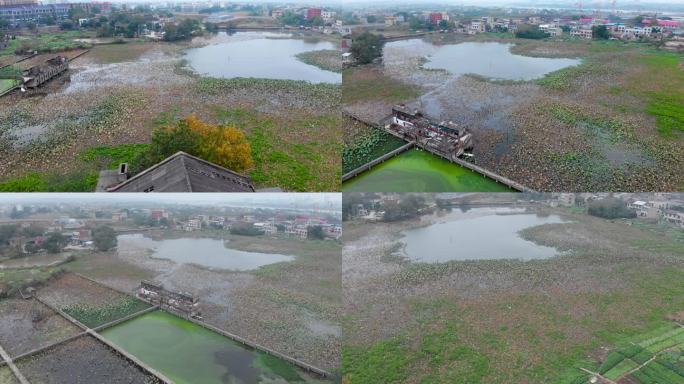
top-left (108, 152), bottom-right (255, 192)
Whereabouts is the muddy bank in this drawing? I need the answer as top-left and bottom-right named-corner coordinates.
top-left (0, 298), bottom-right (81, 358)
top-left (16, 335), bottom-right (161, 384)
top-left (344, 37), bottom-right (684, 191)
top-left (342, 207), bottom-right (684, 383)
top-left (68, 234), bottom-right (341, 372)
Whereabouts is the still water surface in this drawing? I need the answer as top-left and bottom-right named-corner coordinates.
top-left (102, 311), bottom-right (315, 384)
top-left (387, 40), bottom-right (581, 80)
top-left (118, 234), bottom-right (294, 271)
top-left (342, 149), bottom-right (513, 192)
top-left (185, 32), bottom-right (341, 83)
top-left (397, 208), bottom-right (566, 262)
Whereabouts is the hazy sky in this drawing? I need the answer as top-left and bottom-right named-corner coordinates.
top-left (0, 193), bottom-right (341, 209)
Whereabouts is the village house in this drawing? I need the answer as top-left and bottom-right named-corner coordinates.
top-left (184, 219), bottom-right (202, 231)
top-left (385, 15), bottom-right (397, 26)
top-left (539, 24), bottom-right (563, 37)
top-left (285, 225), bottom-right (308, 239)
top-left (469, 20), bottom-right (485, 34)
top-left (321, 10), bottom-right (336, 22)
top-left (571, 27), bottom-right (593, 39)
top-left (663, 209), bottom-right (684, 228)
top-left (271, 8), bottom-right (284, 19)
top-left (254, 220), bottom-right (278, 235)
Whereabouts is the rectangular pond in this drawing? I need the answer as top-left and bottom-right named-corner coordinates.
top-left (395, 207), bottom-right (567, 262)
top-left (101, 311), bottom-right (325, 384)
top-left (342, 149), bottom-right (513, 192)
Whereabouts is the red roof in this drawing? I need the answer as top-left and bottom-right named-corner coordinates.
top-left (642, 19), bottom-right (679, 28)
top-left (579, 18), bottom-right (593, 23)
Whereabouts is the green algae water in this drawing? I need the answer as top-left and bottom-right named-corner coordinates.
top-left (101, 311), bottom-right (325, 384)
top-left (342, 149), bottom-right (513, 192)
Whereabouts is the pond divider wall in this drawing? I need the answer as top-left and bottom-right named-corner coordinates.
top-left (72, 272), bottom-right (334, 379)
top-left (93, 305), bottom-right (160, 332)
top-left (343, 111), bottom-right (532, 192)
top-left (32, 293), bottom-right (174, 384)
top-left (178, 312), bottom-right (334, 379)
top-left (342, 142), bottom-right (415, 181)
top-left (10, 331), bottom-right (88, 363)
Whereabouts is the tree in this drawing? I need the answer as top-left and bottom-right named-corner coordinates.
top-left (382, 195), bottom-right (425, 222)
top-left (22, 225), bottom-right (44, 237)
top-left (60, 20), bottom-right (74, 30)
top-left (92, 225), bottom-right (117, 251)
top-left (307, 225), bottom-right (325, 240)
top-left (40, 16), bottom-right (56, 26)
top-left (44, 233), bottom-right (67, 253)
top-left (592, 25), bottom-right (610, 39)
top-left (310, 16), bottom-right (324, 26)
top-left (204, 22), bottom-right (218, 33)
top-left (230, 223), bottom-right (264, 236)
top-left (185, 114), bottom-right (254, 173)
top-left (515, 25), bottom-right (549, 39)
top-left (96, 25), bottom-right (114, 37)
top-left (0, 225), bottom-right (17, 246)
top-left (438, 20), bottom-right (449, 30)
top-left (131, 118), bottom-right (202, 173)
top-left (163, 19), bottom-right (200, 41)
top-left (350, 31), bottom-right (384, 65)
top-left (133, 115), bottom-right (253, 174)
top-left (587, 198), bottom-right (636, 219)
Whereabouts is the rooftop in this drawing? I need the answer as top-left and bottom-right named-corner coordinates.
top-left (106, 151), bottom-right (255, 193)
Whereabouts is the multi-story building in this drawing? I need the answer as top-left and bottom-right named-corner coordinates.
top-left (663, 209), bottom-right (684, 228)
top-left (539, 24), bottom-right (563, 37)
top-left (306, 7), bottom-right (321, 21)
top-left (321, 10), bottom-right (335, 22)
top-left (571, 28), bottom-right (593, 39)
top-left (0, 3), bottom-right (69, 22)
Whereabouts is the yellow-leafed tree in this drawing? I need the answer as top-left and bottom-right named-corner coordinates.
top-left (184, 114), bottom-right (254, 172)
top-left (134, 114), bottom-right (254, 174)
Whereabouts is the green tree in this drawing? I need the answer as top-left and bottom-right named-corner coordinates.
top-left (587, 198), bottom-right (636, 219)
top-left (438, 20), bottom-right (449, 30)
top-left (307, 225), bottom-right (325, 240)
top-left (592, 25), bottom-right (610, 39)
top-left (22, 225), bottom-right (44, 237)
top-left (230, 223), bottom-right (264, 236)
top-left (92, 225), bottom-right (117, 251)
top-left (131, 119), bottom-right (202, 173)
top-left (0, 225), bottom-right (17, 245)
top-left (350, 31), bottom-right (384, 65)
top-left (515, 25), bottom-right (549, 39)
top-left (44, 233), bottom-right (67, 253)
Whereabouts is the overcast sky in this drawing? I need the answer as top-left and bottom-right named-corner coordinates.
top-left (0, 193), bottom-right (341, 209)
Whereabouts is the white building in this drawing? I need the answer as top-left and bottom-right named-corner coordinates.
top-left (571, 28), bottom-right (593, 39)
top-left (321, 10), bottom-right (336, 22)
top-left (469, 20), bottom-right (485, 34)
top-left (539, 24), bottom-right (563, 37)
